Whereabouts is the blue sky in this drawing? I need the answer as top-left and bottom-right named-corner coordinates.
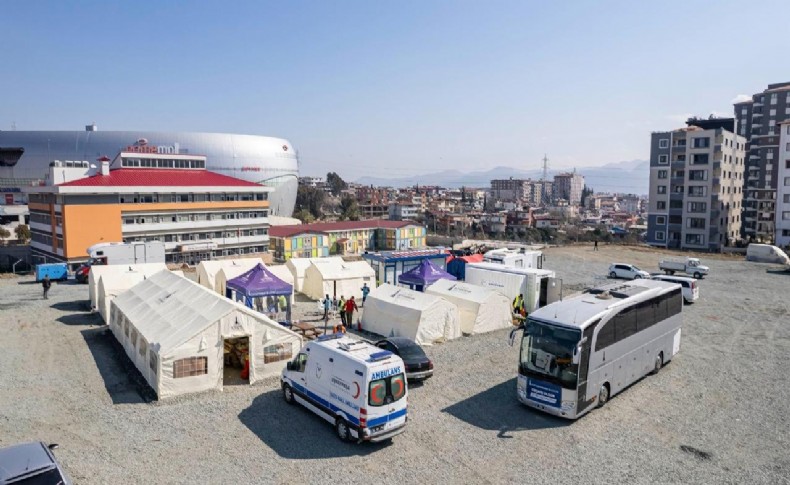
top-left (3, 1), bottom-right (789, 180)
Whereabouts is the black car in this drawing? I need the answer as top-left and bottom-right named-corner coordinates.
top-left (0, 442), bottom-right (72, 484)
top-left (375, 337), bottom-right (433, 381)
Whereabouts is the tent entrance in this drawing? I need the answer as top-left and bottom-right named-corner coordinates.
top-left (223, 336), bottom-right (250, 386)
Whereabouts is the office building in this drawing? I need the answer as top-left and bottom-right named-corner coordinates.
top-left (733, 82), bottom-right (790, 242)
top-left (776, 121), bottom-right (790, 246)
top-left (553, 171), bottom-right (584, 206)
top-left (647, 118), bottom-right (745, 251)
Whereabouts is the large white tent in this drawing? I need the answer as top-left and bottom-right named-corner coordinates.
top-left (109, 270), bottom-right (302, 399)
top-left (361, 283), bottom-right (461, 346)
top-left (302, 259), bottom-right (376, 301)
top-left (88, 263), bottom-right (168, 311)
top-left (96, 270), bottom-right (147, 323)
top-left (286, 256), bottom-right (344, 293)
top-left (425, 279), bottom-right (513, 335)
top-left (195, 258), bottom-right (262, 292)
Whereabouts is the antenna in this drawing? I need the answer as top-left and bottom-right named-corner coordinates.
top-left (541, 154), bottom-right (549, 204)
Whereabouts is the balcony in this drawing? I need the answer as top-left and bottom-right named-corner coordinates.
top-left (122, 217), bottom-right (268, 234)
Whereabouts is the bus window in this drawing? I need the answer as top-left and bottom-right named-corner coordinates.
top-left (613, 306), bottom-right (637, 342)
top-left (595, 320), bottom-right (615, 351)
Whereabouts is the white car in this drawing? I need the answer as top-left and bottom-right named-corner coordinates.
top-left (608, 263), bottom-right (650, 280)
top-left (651, 274), bottom-right (699, 304)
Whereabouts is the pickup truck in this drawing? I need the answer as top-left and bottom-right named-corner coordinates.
top-left (658, 258), bottom-right (709, 279)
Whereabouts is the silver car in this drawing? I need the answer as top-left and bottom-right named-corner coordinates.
top-left (0, 442), bottom-right (71, 485)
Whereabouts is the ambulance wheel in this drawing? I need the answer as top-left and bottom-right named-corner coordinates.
top-left (597, 383), bottom-right (610, 409)
top-left (335, 418), bottom-right (350, 442)
top-left (282, 384), bottom-right (295, 404)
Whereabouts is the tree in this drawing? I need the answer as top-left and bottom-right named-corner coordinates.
top-left (0, 227), bottom-right (10, 245)
top-left (339, 195), bottom-right (360, 221)
top-left (326, 172), bottom-right (348, 197)
top-left (581, 185), bottom-right (594, 208)
top-left (295, 186), bottom-right (326, 220)
top-left (293, 209), bottom-right (315, 224)
top-left (14, 224), bottom-right (31, 243)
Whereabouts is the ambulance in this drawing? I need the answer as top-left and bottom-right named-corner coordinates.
top-left (281, 334), bottom-right (409, 442)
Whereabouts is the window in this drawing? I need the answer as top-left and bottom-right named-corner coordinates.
top-left (686, 218), bottom-right (706, 229)
top-left (783, 212), bottom-right (790, 221)
top-left (784, 177), bottom-right (790, 186)
top-left (670, 199), bottom-right (683, 209)
top-left (688, 186), bottom-right (707, 197)
top-left (741, 108), bottom-right (748, 115)
top-left (595, 320), bottom-right (615, 351)
top-left (368, 373), bottom-right (406, 407)
top-left (692, 137), bottom-right (710, 148)
top-left (657, 185), bottom-right (667, 194)
top-left (139, 338), bottom-right (148, 358)
top-left (770, 93), bottom-right (777, 105)
top-left (658, 139), bottom-right (669, 148)
top-left (656, 216), bottom-right (666, 224)
top-left (687, 201), bottom-right (707, 213)
top-left (689, 170), bottom-right (708, 181)
top-left (685, 233), bottom-right (704, 245)
top-left (658, 170), bottom-right (668, 179)
top-left (173, 357), bottom-right (208, 378)
top-left (784, 194), bottom-right (790, 203)
top-left (658, 155), bottom-right (669, 164)
top-left (264, 343), bottom-right (293, 363)
top-left (149, 351), bottom-right (158, 373)
top-left (691, 154), bottom-right (709, 165)
top-left (612, 306), bottom-right (638, 342)
top-left (657, 201), bottom-right (666, 210)
top-left (655, 231), bottom-right (665, 241)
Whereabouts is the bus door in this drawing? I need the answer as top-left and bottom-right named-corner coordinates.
top-left (576, 320), bottom-right (599, 413)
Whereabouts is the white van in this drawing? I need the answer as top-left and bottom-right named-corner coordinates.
top-left (746, 244), bottom-right (790, 265)
top-left (650, 275), bottom-right (699, 304)
top-left (281, 334), bottom-right (408, 443)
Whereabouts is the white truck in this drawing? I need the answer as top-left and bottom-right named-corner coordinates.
top-left (77, 242), bottom-right (166, 283)
top-left (281, 334), bottom-right (408, 443)
top-left (658, 257), bottom-right (709, 279)
top-left (483, 248), bottom-right (543, 269)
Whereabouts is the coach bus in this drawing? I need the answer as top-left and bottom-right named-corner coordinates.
top-left (509, 279), bottom-right (683, 419)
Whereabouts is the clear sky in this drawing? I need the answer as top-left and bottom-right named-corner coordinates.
top-left (3, 0), bottom-right (789, 180)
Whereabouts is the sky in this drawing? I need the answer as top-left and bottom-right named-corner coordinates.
top-left (3, 0), bottom-right (790, 181)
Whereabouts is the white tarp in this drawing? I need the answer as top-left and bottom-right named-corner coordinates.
top-left (88, 263), bottom-right (168, 311)
top-left (286, 256), bottom-right (344, 293)
top-left (425, 279), bottom-right (512, 335)
top-left (214, 260), bottom-right (262, 297)
top-left (302, 259), bottom-right (376, 301)
top-left (195, 258), bottom-right (262, 292)
top-left (96, 270), bottom-right (147, 323)
top-left (361, 283), bottom-right (461, 346)
top-left (465, 262), bottom-right (555, 313)
top-left (109, 270), bottom-right (302, 400)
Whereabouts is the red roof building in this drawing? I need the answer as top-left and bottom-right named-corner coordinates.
top-left (58, 169), bottom-right (261, 188)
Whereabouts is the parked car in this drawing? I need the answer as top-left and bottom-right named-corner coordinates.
top-left (651, 274), bottom-right (699, 304)
top-left (608, 263), bottom-right (650, 280)
top-left (0, 441), bottom-right (72, 484)
top-left (658, 257), bottom-right (709, 279)
top-left (375, 337), bottom-right (434, 381)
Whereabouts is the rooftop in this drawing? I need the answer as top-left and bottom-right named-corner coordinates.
top-left (269, 219), bottom-right (421, 238)
top-left (58, 169), bottom-right (262, 188)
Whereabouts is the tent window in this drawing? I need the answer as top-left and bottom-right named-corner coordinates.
top-left (263, 343), bottom-right (293, 363)
top-left (149, 352), bottom-right (158, 373)
top-left (173, 357), bottom-right (208, 378)
top-left (124, 318), bottom-right (130, 338)
top-left (139, 339), bottom-right (148, 358)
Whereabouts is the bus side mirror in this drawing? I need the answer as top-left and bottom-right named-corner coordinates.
top-left (572, 345), bottom-right (581, 365)
top-left (508, 324), bottom-right (525, 347)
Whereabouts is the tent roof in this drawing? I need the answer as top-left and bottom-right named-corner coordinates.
top-left (98, 270), bottom-right (147, 292)
top-left (227, 263), bottom-right (293, 297)
top-left (368, 283), bottom-right (447, 311)
top-left (425, 279), bottom-right (500, 304)
top-left (308, 259), bottom-right (375, 280)
top-left (287, 256), bottom-right (343, 274)
top-left (398, 259), bottom-right (456, 286)
top-left (267, 265), bottom-right (294, 285)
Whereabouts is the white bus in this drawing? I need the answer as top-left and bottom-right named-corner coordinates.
top-left (509, 279), bottom-right (683, 419)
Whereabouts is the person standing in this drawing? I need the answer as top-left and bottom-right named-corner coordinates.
top-left (344, 296), bottom-right (359, 327)
top-left (360, 283), bottom-right (370, 307)
top-left (322, 294), bottom-right (331, 320)
top-left (338, 296), bottom-right (346, 327)
top-left (42, 275), bottom-right (51, 300)
top-left (594, 239), bottom-right (599, 251)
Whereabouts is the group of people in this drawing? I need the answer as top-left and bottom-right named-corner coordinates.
top-left (321, 283), bottom-right (371, 329)
top-left (255, 294), bottom-right (288, 315)
top-left (512, 294), bottom-right (527, 318)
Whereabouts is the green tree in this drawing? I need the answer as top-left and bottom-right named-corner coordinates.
top-left (14, 224), bottom-right (31, 243)
top-left (293, 209), bottom-right (315, 223)
top-left (0, 227), bottom-right (10, 245)
top-left (295, 186), bottom-right (326, 220)
top-left (339, 195), bottom-right (360, 221)
top-left (326, 172), bottom-right (348, 196)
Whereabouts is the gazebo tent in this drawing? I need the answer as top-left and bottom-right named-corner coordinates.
top-left (109, 270), bottom-right (302, 399)
top-left (286, 256), bottom-right (344, 293)
top-left (96, 270), bottom-right (147, 323)
top-left (360, 283), bottom-right (461, 346)
top-left (397, 259), bottom-right (456, 291)
top-left (302, 259), bottom-right (376, 300)
top-left (88, 263), bottom-right (168, 311)
top-left (226, 263), bottom-right (294, 320)
top-left (195, 258), bottom-right (261, 292)
top-left (214, 260), bottom-right (261, 297)
top-left (425, 279), bottom-right (512, 335)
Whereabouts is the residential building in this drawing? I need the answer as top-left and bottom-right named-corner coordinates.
top-left (647, 119), bottom-right (745, 251)
top-left (26, 152), bottom-right (271, 265)
top-left (389, 203), bottom-right (420, 221)
top-left (490, 179), bottom-right (532, 202)
top-left (776, 121), bottom-right (790, 246)
top-left (553, 171), bottom-right (584, 206)
top-left (734, 81), bottom-right (790, 242)
top-left (268, 227), bottom-right (330, 261)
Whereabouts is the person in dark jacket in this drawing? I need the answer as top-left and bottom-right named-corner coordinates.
top-left (42, 275), bottom-right (51, 300)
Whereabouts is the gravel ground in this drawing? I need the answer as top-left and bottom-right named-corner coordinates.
top-left (1, 245), bottom-right (789, 484)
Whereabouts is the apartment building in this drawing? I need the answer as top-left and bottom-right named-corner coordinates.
top-left (733, 81), bottom-right (790, 242)
top-left (26, 153), bottom-right (271, 265)
top-left (389, 202), bottom-right (420, 221)
top-left (647, 118), bottom-right (745, 251)
top-left (553, 171), bottom-right (584, 206)
top-left (776, 121), bottom-right (790, 247)
top-left (490, 179), bottom-right (533, 202)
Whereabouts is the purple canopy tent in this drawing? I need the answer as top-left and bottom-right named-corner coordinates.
top-left (226, 263), bottom-right (294, 320)
top-left (397, 259), bottom-right (456, 291)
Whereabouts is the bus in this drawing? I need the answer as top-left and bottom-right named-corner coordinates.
top-left (509, 279), bottom-right (683, 419)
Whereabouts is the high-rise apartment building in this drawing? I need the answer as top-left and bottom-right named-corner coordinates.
top-left (733, 81), bottom-right (790, 242)
top-left (552, 171), bottom-right (584, 206)
top-left (776, 121), bottom-right (790, 247)
top-left (647, 119), bottom-right (745, 251)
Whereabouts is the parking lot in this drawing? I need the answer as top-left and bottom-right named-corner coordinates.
top-left (1, 244), bottom-right (788, 484)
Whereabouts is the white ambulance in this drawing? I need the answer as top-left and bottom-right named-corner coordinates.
top-left (281, 334), bottom-right (409, 442)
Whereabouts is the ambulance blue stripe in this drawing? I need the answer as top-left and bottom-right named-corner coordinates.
top-left (366, 408), bottom-right (407, 427)
top-left (290, 382), bottom-right (360, 426)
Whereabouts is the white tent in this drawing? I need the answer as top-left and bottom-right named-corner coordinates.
top-left (425, 279), bottom-right (513, 335)
top-left (214, 260), bottom-right (261, 297)
top-left (88, 263), bottom-right (168, 311)
top-left (302, 259), bottom-right (376, 301)
top-left (361, 283), bottom-right (461, 346)
top-left (286, 256), bottom-right (344, 293)
top-left (109, 270), bottom-right (302, 399)
top-left (195, 258), bottom-right (261, 292)
top-left (96, 270), bottom-right (147, 323)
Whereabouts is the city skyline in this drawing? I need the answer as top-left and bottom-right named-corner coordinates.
top-left (3, 1), bottom-right (789, 180)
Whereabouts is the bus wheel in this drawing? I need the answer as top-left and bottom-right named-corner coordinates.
top-left (335, 418), bottom-right (350, 442)
top-left (597, 383), bottom-right (610, 408)
top-left (652, 353), bottom-right (663, 374)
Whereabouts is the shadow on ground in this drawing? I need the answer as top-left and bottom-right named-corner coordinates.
top-left (239, 390), bottom-right (392, 459)
top-left (441, 378), bottom-right (571, 436)
top-left (81, 327), bottom-right (156, 404)
top-left (51, 300), bottom-right (91, 312)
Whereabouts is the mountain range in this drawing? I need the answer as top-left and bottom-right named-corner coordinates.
top-left (355, 160), bottom-right (649, 195)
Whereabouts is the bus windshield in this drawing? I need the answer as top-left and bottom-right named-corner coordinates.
top-left (520, 319), bottom-right (581, 390)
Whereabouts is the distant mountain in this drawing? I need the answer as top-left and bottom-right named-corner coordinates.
top-left (355, 160), bottom-right (649, 195)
